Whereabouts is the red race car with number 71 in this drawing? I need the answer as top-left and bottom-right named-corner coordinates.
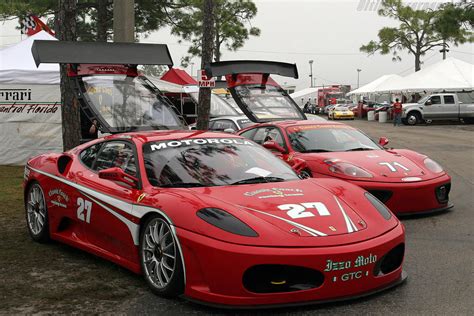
top-left (24, 43), bottom-right (407, 308)
top-left (202, 61), bottom-right (453, 216)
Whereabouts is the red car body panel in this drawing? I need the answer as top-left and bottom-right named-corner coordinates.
top-left (24, 130), bottom-right (406, 307)
top-left (238, 120), bottom-right (452, 215)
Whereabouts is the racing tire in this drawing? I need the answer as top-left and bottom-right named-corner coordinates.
top-left (405, 112), bottom-right (421, 126)
top-left (299, 168), bottom-right (312, 179)
top-left (140, 215), bottom-right (184, 298)
top-left (25, 182), bottom-right (50, 243)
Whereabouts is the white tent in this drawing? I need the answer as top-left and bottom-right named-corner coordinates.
top-left (376, 57), bottom-right (474, 93)
top-left (0, 31), bottom-right (61, 165)
top-left (290, 87), bottom-right (319, 107)
top-left (0, 31), bottom-right (59, 84)
top-left (148, 76), bottom-right (187, 93)
top-left (347, 74), bottom-right (401, 95)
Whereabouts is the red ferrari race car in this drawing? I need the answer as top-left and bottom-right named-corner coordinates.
top-left (204, 61), bottom-right (452, 216)
top-left (25, 42), bottom-right (407, 308)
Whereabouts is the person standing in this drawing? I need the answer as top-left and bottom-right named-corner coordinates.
top-left (392, 98), bottom-right (403, 127)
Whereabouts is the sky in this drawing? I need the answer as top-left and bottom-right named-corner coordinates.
top-left (1, 0), bottom-right (473, 91)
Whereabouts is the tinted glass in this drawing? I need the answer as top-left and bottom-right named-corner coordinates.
top-left (233, 84), bottom-right (304, 121)
top-left (143, 138), bottom-right (298, 187)
top-left (430, 96), bottom-right (441, 104)
top-left (80, 143), bottom-right (102, 169)
top-left (444, 95), bottom-right (455, 104)
top-left (82, 75), bottom-right (183, 131)
top-left (211, 120), bottom-right (238, 131)
top-left (287, 125), bottom-right (380, 152)
top-left (94, 141), bottom-right (137, 176)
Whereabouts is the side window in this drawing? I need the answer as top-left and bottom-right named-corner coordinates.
top-left (252, 127), bottom-right (270, 144)
top-left (430, 96), bottom-right (441, 105)
top-left (264, 127), bottom-right (285, 148)
top-left (444, 95), bottom-right (455, 104)
top-left (80, 143), bottom-right (102, 169)
top-left (211, 120), bottom-right (237, 131)
top-left (94, 141), bottom-right (137, 176)
top-left (239, 128), bottom-right (257, 140)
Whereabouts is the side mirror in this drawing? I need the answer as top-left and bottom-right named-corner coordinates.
top-left (425, 100), bottom-right (432, 106)
top-left (223, 128), bottom-right (236, 134)
top-left (98, 167), bottom-right (139, 189)
top-left (263, 140), bottom-right (286, 154)
top-left (379, 137), bottom-right (389, 147)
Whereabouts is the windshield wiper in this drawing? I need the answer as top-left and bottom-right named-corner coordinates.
top-left (345, 147), bottom-right (374, 151)
top-left (302, 149), bottom-right (333, 153)
top-left (150, 124), bottom-right (170, 130)
top-left (231, 176), bottom-right (285, 185)
top-left (159, 182), bottom-right (209, 188)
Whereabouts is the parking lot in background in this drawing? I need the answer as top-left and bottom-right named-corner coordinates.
top-left (1, 119), bottom-right (472, 314)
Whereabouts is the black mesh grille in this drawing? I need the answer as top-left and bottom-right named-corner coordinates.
top-left (373, 243), bottom-right (405, 276)
top-left (243, 265), bottom-right (324, 293)
top-left (368, 190), bottom-right (393, 203)
top-left (435, 183), bottom-right (451, 204)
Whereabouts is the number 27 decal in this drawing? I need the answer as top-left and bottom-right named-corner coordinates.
top-left (278, 202), bottom-right (330, 219)
top-left (77, 197), bottom-right (92, 223)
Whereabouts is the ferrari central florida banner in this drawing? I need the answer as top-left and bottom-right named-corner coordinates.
top-left (0, 84), bottom-right (61, 165)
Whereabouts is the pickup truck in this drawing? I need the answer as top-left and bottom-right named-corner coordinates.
top-left (402, 92), bottom-right (474, 125)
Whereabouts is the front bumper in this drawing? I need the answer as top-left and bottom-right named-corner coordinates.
top-left (350, 174), bottom-right (452, 215)
top-left (177, 223), bottom-right (405, 307)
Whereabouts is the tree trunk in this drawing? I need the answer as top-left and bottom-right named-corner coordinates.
top-left (214, 18), bottom-right (220, 62)
top-left (414, 51), bottom-right (421, 72)
top-left (58, 0), bottom-right (81, 151)
top-left (97, 0), bottom-right (108, 41)
top-left (196, 0), bottom-right (215, 131)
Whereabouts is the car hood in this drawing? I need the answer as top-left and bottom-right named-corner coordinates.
top-left (299, 150), bottom-right (429, 182)
top-left (168, 179), bottom-right (399, 247)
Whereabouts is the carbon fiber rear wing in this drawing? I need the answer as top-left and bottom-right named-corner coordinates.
top-left (205, 60), bottom-right (298, 79)
top-left (31, 40), bottom-right (173, 67)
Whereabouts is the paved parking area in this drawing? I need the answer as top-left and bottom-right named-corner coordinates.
top-left (122, 119), bottom-right (474, 315)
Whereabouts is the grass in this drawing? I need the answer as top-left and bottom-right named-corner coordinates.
top-left (0, 166), bottom-right (146, 314)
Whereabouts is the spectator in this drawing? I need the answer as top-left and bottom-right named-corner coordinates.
top-left (392, 98), bottom-right (403, 127)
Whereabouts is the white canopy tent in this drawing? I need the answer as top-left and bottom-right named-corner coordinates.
top-left (147, 76), bottom-right (185, 93)
top-left (0, 31), bottom-right (61, 165)
top-left (375, 58), bottom-right (474, 93)
top-left (290, 87), bottom-right (319, 107)
top-left (347, 74), bottom-right (401, 95)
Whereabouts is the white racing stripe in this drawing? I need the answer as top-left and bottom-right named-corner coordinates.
top-left (334, 196), bottom-right (358, 234)
top-left (28, 166), bottom-right (187, 284)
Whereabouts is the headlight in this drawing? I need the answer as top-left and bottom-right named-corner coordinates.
top-left (365, 192), bottom-right (392, 220)
top-left (325, 160), bottom-right (373, 178)
top-left (197, 208), bottom-right (258, 237)
top-left (424, 158), bottom-right (443, 173)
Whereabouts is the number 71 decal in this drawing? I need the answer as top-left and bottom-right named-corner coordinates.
top-left (379, 162), bottom-right (409, 172)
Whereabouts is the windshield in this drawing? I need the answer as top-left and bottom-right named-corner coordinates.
top-left (232, 84), bottom-right (305, 121)
top-left (189, 92), bottom-right (242, 117)
top-left (418, 95), bottom-right (430, 104)
top-left (237, 118), bottom-right (255, 129)
top-left (287, 125), bottom-right (381, 153)
top-left (334, 106), bottom-right (349, 111)
top-left (81, 75), bottom-right (183, 131)
top-left (143, 138), bottom-right (298, 187)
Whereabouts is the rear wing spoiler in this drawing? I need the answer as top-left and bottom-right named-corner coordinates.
top-left (31, 40), bottom-right (173, 67)
top-left (205, 60), bottom-right (298, 79)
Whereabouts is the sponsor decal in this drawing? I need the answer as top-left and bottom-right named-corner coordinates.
top-left (325, 253), bottom-right (378, 282)
top-left (0, 89), bottom-right (31, 101)
top-left (0, 103), bottom-right (59, 114)
top-left (402, 177), bottom-right (422, 182)
top-left (150, 138), bottom-right (254, 151)
top-left (48, 188), bottom-right (70, 209)
top-left (244, 188), bottom-right (304, 199)
top-left (288, 124), bottom-right (353, 133)
top-left (137, 193), bottom-right (147, 203)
